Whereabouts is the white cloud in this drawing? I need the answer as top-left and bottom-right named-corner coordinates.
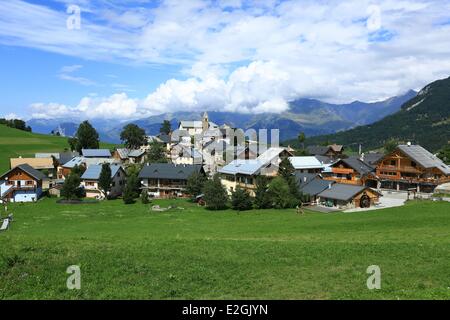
top-left (3, 113), bottom-right (22, 120)
top-left (58, 64), bottom-right (96, 86)
top-left (3, 0), bottom-right (450, 119)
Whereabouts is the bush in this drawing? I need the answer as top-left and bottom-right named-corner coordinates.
top-left (203, 174), bottom-right (228, 210)
top-left (231, 187), bottom-right (253, 211)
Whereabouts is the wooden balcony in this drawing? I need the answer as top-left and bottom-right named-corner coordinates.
top-left (378, 165), bottom-right (421, 173)
top-left (332, 168), bottom-right (354, 174)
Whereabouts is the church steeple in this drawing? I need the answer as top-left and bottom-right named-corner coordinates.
top-left (202, 111), bottom-right (209, 131)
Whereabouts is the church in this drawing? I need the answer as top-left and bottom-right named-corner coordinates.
top-left (177, 112), bottom-right (218, 135)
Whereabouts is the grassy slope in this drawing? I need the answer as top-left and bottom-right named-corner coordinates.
top-left (0, 125), bottom-right (117, 173)
top-left (0, 198), bottom-right (449, 299)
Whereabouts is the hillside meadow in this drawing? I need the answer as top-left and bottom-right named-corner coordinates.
top-left (0, 198), bottom-right (449, 299)
top-left (0, 124), bottom-right (117, 173)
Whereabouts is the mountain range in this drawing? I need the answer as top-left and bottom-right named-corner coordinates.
top-left (26, 90), bottom-right (417, 144)
top-left (288, 76), bottom-right (450, 152)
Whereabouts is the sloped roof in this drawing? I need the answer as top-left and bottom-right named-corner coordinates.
top-left (62, 157), bottom-right (120, 168)
top-left (81, 164), bottom-right (123, 180)
top-left (306, 145), bottom-right (330, 156)
top-left (219, 159), bottom-right (266, 175)
top-left (336, 158), bottom-right (374, 176)
top-left (128, 149), bottom-right (145, 158)
top-left (180, 121), bottom-right (203, 128)
top-left (397, 145), bottom-right (450, 175)
top-left (295, 172), bottom-right (318, 187)
top-left (35, 153), bottom-right (60, 159)
top-left (318, 184), bottom-right (367, 201)
top-left (10, 158), bottom-right (55, 170)
top-left (257, 147), bottom-right (290, 163)
top-left (116, 148), bottom-right (130, 159)
top-left (1, 163), bottom-right (47, 181)
top-left (62, 156), bottom-right (84, 168)
top-left (139, 164), bottom-right (202, 180)
top-left (82, 149), bottom-right (111, 158)
top-left (58, 152), bottom-right (79, 165)
top-left (302, 179), bottom-right (335, 197)
top-left (289, 156), bottom-right (325, 170)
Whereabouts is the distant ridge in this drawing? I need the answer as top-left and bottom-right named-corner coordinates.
top-left (287, 77), bottom-right (450, 152)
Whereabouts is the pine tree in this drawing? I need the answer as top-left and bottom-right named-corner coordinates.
top-left (203, 174), bottom-right (228, 210)
top-left (140, 189), bottom-right (150, 204)
top-left (254, 176), bottom-right (272, 209)
top-left (61, 173), bottom-right (82, 200)
top-left (186, 172), bottom-right (206, 199)
top-left (267, 177), bottom-right (297, 209)
top-left (98, 163), bottom-right (112, 198)
top-left (231, 187), bottom-right (253, 211)
top-left (123, 181), bottom-right (136, 204)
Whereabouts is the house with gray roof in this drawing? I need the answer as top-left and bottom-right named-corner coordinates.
top-left (317, 184), bottom-right (381, 209)
top-left (0, 164), bottom-right (47, 202)
top-left (323, 157), bottom-right (376, 186)
top-left (81, 164), bottom-right (126, 199)
top-left (139, 163), bottom-right (204, 198)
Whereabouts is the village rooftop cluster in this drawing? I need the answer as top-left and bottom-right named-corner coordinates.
top-left (1, 112), bottom-right (450, 211)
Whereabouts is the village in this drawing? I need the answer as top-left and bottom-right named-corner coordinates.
top-left (1, 111), bottom-right (450, 222)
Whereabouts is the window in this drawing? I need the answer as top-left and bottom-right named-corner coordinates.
top-left (26, 181), bottom-right (33, 185)
top-left (411, 161), bottom-right (417, 167)
top-left (390, 160), bottom-right (396, 166)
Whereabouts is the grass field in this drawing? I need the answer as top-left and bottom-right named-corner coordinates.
top-left (0, 125), bottom-right (116, 173)
top-left (0, 198), bottom-right (449, 299)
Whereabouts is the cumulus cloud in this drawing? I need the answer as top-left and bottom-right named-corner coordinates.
top-left (2, 0), bottom-right (449, 119)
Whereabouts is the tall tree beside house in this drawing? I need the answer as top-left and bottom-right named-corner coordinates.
top-left (140, 189), bottom-right (150, 204)
top-left (254, 176), bottom-right (272, 209)
top-left (71, 164), bottom-right (86, 176)
top-left (147, 140), bottom-right (168, 163)
top-left (126, 164), bottom-right (142, 196)
top-left (203, 174), bottom-right (228, 210)
top-left (278, 157), bottom-right (301, 199)
top-left (267, 177), bottom-right (297, 209)
top-left (160, 120), bottom-right (171, 135)
top-left (231, 187), bottom-right (253, 211)
top-left (123, 182), bottom-right (136, 204)
top-left (72, 121), bottom-right (100, 152)
top-left (437, 145), bottom-right (450, 164)
top-left (186, 171), bottom-right (207, 199)
top-left (98, 163), bottom-right (112, 199)
top-left (61, 173), bottom-right (82, 200)
top-left (120, 124), bottom-right (147, 149)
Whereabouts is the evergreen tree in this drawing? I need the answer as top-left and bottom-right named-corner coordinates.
top-left (160, 120), bottom-right (171, 135)
top-left (203, 174), bottom-right (228, 210)
top-left (71, 164), bottom-right (86, 176)
top-left (254, 176), bottom-right (272, 209)
top-left (384, 138), bottom-right (399, 154)
top-left (140, 189), bottom-right (150, 204)
top-left (298, 132), bottom-right (306, 150)
top-left (126, 163), bottom-right (143, 196)
top-left (123, 182), bottom-right (136, 204)
top-left (278, 157), bottom-right (301, 199)
top-left (231, 187), bottom-right (253, 211)
top-left (147, 140), bottom-right (167, 163)
top-left (98, 163), bottom-right (112, 198)
top-left (186, 172), bottom-right (206, 199)
top-left (61, 173), bottom-right (82, 200)
top-left (120, 124), bottom-right (147, 149)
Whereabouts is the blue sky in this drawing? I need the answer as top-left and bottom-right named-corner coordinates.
top-left (1, 0), bottom-right (450, 121)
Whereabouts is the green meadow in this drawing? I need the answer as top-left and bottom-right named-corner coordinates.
top-left (0, 125), bottom-right (116, 173)
top-left (0, 198), bottom-right (449, 299)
